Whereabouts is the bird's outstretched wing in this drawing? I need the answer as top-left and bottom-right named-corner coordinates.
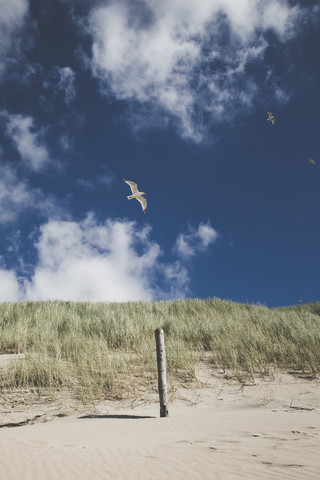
top-left (123, 179), bottom-right (138, 194)
top-left (137, 196), bottom-right (147, 213)
top-left (267, 112), bottom-right (275, 124)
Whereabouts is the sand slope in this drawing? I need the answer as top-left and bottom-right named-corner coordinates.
top-left (0, 370), bottom-right (319, 479)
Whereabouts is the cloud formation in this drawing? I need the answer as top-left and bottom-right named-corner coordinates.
top-left (43, 66), bottom-right (76, 105)
top-left (87, 0), bottom-right (313, 141)
top-left (0, 0), bottom-right (29, 79)
top-left (174, 221), bottom-right (218, 259)
top-left (5, 113), bottom-right (50, 171)
top-left (0, 215), bottom-right (217, 302)
top-left (0, 163), bottom-right (62, 224)
top-left (0, 163), bottom-right (39, 223)
top-left (0, 267), bottom-right (21, 302)
top-left (24, 215), bottom-right (183, 301)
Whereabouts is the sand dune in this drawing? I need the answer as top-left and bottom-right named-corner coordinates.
top-left (0, 368), bottom-right (319, 479)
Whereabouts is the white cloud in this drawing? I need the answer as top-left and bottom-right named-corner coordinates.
top-left (87, 0), bottom-right (313, 141)
top-left (21, 62), bottom-right (43, 85)
top-left (161, 261), bottom-right (190, 298)
top-left (0, 214), bottom-right (219, 302)
top-left (0, 163), bottom-right (37, 223)
top-left (0, 163), bottom-right (62, 224)
top-left (59, 133), bottom-right (73, 151)
top-left (0, 268), bottom-right (21, 302)
top-left (57, 66), bottom-right (76, 104)
top-left (24, 214), bottom-right (188, 301)
top-left (261, 2), bottom-right (301, 38)
top-left (0, 0), bottom-right (29, 79)
top-left (174, 221), bottom-right (218, 259)
top-left (5, 113), bottom-right (50, 171)
top-left (43, 66), bottom-right (76, 104)
top-left (198, 223), bottom-right (219, 247)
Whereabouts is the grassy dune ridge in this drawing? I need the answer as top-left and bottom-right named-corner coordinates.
top-left (0, 298), bottom-right (319, 403)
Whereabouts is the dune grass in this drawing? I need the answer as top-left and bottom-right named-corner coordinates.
top-left (0, 298), bottom-right (319, 404)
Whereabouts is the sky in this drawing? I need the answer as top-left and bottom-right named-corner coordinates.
top-left (0, 0), bottom-right (319, 306)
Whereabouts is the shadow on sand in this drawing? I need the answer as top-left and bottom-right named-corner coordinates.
top-left (79, 414), bottom-right (156, 420)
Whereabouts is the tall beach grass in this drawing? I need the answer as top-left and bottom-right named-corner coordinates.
top-left (0, 298), bottom-right (319, 404)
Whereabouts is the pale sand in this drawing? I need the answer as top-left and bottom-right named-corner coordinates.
top-left (0, 363), bottom-right (319, 479)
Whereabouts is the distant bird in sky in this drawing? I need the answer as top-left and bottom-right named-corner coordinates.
top-left (123, 179), bottom-right (147, 213)
top-left (309, 158), bottom-right (316, 165)
top-left (267, 112), bottom-right (275, 125)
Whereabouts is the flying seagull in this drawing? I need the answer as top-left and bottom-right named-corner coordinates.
top-left (123, 179), bottom-right (147, 213)
top-left (267, 112), bottom-right (275, 125)
top-left (309, 158), bottom-right (316, 165)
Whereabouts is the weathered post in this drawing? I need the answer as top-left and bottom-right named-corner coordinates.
top-left (155, 328), bottom-right (169, 417)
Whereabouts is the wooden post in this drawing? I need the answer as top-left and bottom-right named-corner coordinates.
top-left (155, 328), bottom-right (169, 417)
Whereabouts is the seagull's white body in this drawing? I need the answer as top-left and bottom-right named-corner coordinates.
top-left (267, 112), bottom-right (275, 125)
top-left (123, 179), bottom-right (147, 213)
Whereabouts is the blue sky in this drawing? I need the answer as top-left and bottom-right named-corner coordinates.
top-left (0, 0), bottom-right (319, 306)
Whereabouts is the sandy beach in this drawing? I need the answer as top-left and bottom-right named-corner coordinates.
top-left (1, 362), bottom-right (319, 480)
